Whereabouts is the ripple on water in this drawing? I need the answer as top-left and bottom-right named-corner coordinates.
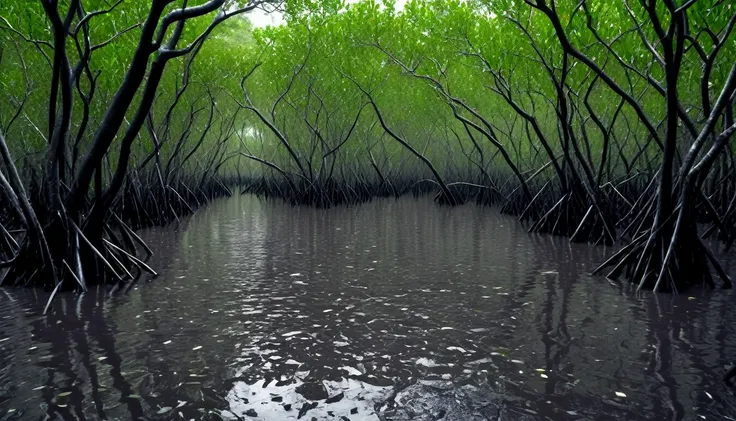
top-left (1, 195), bottom-right (736, 421)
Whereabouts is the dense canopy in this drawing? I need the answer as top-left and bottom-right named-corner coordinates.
top-left (1, 0), bottom-right (736, 295)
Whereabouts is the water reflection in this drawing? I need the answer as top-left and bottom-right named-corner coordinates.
top-left (1, 195), bottom-right (736, 420)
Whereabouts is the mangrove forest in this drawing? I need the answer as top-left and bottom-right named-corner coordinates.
top-left (2, 0), bottom-right (736, 420)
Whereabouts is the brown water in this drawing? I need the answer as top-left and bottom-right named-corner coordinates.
top-left (2, 195), bottom-right (736, 421)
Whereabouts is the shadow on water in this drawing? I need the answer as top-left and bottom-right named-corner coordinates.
top-left (1, 194), bottom-right (736, 420)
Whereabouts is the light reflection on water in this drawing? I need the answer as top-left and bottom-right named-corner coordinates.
top-left (1, 195), bottom-right (736, 421)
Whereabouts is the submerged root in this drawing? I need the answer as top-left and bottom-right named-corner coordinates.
top-left (0, 173), bottom-right (231, 311)
top-left (594, 213), bottom-right (732, 292)
top-left (527, 188), bottom-right (616, 246)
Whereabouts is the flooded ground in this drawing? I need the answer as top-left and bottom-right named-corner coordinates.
top-left (2, 195), bottom-right (736, 421)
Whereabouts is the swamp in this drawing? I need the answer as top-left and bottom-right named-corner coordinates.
top-left (1, 0), bottom-right (736, 420)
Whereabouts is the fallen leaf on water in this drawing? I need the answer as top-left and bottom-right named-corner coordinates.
top-left (163, 340), bottom-right (172, 345)
top-left (32, 386), bottom-right (45, 391)
top-left (688, 297), bottom-right (696, 300)
top-left (57, 391), bottom-right (72, 398)
top-left (511, 359), bottom-right (524, 364)
top-left (535, 368), bottom-right (545, 372)
top-left (192, 346), bottom-right (202, 351)
top-left (157, 407), bottom-right (172, 415)
top-left (98, 356), bottom-right (107, 361)
top-left (615, 391), bottom-right (627, 398)
top-left (540, 373), bottom-right (548, 379)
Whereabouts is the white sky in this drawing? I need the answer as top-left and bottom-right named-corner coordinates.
top-left (246, 0), bottom-right (409, 28)
top-left (247, 5), bottom-right (285, 28)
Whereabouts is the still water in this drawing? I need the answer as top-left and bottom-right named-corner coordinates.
top-left (2, 195), bottom-right (736, 421)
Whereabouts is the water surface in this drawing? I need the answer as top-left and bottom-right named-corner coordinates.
top-left (2, 195), bottom-right (736, 420)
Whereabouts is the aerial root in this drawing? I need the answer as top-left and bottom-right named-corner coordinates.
top-left (525, 189), bottom-right (616, 245)
top-left (595, 214), bottom-right (730, 292)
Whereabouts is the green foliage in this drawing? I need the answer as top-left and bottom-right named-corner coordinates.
top-left (1, 0), bottom-right (734, 183)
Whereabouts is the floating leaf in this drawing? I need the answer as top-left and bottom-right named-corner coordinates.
top-left (157, 407), bottom-right (172, 414)
top-left (615, 391), bottom-right (627, 398)
top-left (540, 373), bottom-right (548, 378)
top-left (192, 346), bottom-right (202, 351)
top-left (57, 391), bottom-right (72, 398)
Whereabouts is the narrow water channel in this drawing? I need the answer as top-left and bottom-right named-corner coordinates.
top-left (2, 195), bottom-right (736, 420)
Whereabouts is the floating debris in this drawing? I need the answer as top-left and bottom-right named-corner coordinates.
top-left (157, 406), bottom-right (172, 414)
top-left (416, 358), bottom-right (440, 367)
top-left (340, 366), bottom-right (363, 376)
